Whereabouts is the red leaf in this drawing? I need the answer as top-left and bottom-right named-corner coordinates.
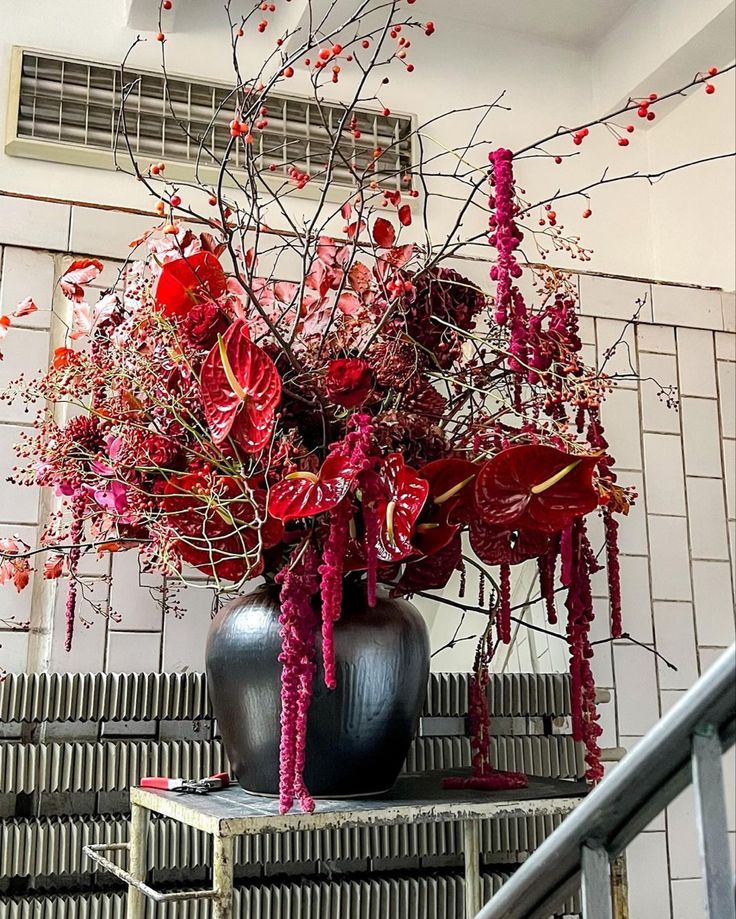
top-left (155, 252), bottom-right (226, 318)
top-left (43, 554), bottom-right (65, 579)
top-left (13, 297), bottom-right (38, 318)
top-left (383, 243), bottom-right (415, 268)
top-left (369, 454), bottom-right (429, 562)
top-left (346, 220), bottom-right (366, 240)
top-left (469, 521), bottom-right (549, 566)
top-left (398, 205), bottom-right (412, 227)
top-left (337, 291), bottom-right (361, 315)
top-left (52, 347), bottom-right (77, 370)
top-left (0, 315), bottom-right (11, 340)
top-left (269, 455), bottom-right (360, 521)
top-left (372, 217), bottom-right (396, 248)
top-left (341, 201), bottom-right (352, 220)
top-left (475, 445), bottom-right (599, 534)
top-left (200, 320), bottom-right (281, 453)
top-left (60, 258), bottom-right (104, 302)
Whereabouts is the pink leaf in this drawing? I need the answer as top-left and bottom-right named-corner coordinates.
top-left (60, 259), bottom-right (104, 302)
top-left (13, 297), bottom-right (38, 318)
top-left (337, 291), bottom-right (361, 315)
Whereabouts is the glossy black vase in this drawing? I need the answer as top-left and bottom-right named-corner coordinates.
top-left (206, 584), bottom-right (430, 797)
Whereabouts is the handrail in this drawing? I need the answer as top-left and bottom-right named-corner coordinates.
top-left (476, 643), bottom-right (736, 919)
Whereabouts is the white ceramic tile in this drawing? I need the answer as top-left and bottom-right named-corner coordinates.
top-left (578, 314), bottom-right (595, 345)
top-left (651, 284), bottom-right (724, 331)
top-left (639, 352), bottom-right (680, 434)
top-left (618, 471), bottom-right (649, 555)
top-left (0, 328), bottom-right (49, 424)
top-left (601, 388), bottom-right (642, 470)
top-left (649, 516), bottom-right (692, 601)
top-left (643, 433), bottom-right (686, 516)
top-left (108, 551), bottom-right (164, 632)
top-left (0, 425), bottom-right (40, 523)
top-left (69, 207), bottom-right (156, 260)
top-left (681, 398), bottom-right (722, 477)
top-left (597, 688), bottom-right (617, 747)
top-left (589, 636), bottom-right (614, 689)
top-left (668, 784), bottom-right (702, 879)
top-left (637, 323), bottom-right (676, 354)
top-left (723, 439), bottom-right (735, 519)
top-left (106, 630), bottom-right (161, 673)
top-left (596, 317), bottom-right (638, 386)
top-left (627, 831), bottom-right (672, 919)
top-left (578, 274), bottom-right (652, 322)
top-left (162, 584), bottom-right (216, 673)
top-left (671, 878), bottom-right (706, 919)
top-left (686, 477), bottom-right (730, 560)
top-left (653, 602), bottom-right (699, 690)
top-left (715, 331), bottom-right (736, 362)
top-left (717, 360), bottom-right (735, 438)
top-left (0, 628), bottom-right (29, 672)
top-left (618, 555), bottom-right (653, 642)
top-left (698, 646), bottom-right (732, 675)
top-left (659, 689), bottom-right (686, 715)
top-left (613, 643), bottom-right (660, 735)
top-left (50, 577), bottom-right (109, 673)
top-left (0, 196), bottom-right (70, 250)
top-left (676, 328), bottom-right (717, 397)
top-left (692, 561), bottom-right (735, 647)
top-left (0, 247), bottom-right (55, 330)
top-left (723, 291), bottom-right (736, 333)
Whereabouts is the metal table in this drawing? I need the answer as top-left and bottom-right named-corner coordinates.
top-left (85, 774), bottom-right (587, 919)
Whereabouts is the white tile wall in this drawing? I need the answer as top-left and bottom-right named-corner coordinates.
top-left (0, 209), bottom-right (734, 919)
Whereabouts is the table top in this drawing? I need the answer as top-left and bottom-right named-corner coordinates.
top-left (130, 774), bottom-right (587, 837)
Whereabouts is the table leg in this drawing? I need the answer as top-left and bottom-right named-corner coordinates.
top-left (126, 802), bottom-right (149, 919)
top-left (463, 819), bottom-right (482, 918)
top-left (212, 836), bottom-right (235, 919)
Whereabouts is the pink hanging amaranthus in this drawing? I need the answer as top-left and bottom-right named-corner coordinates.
top-left (275, 543), bottom-right (321, 814)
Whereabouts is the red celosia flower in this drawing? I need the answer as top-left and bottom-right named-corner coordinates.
top-left (155, 252), bottom-right (227, 318)
top-left (269, 455), bottom-right (360, 521)
top-left (324, 358), bottom-right (374, 407)
top-left (200, 320), bottom-right (281, 453)
top-left (180, 300), bottom-right (228, 349)
top-left (475, 445), bottom-right (599, 533)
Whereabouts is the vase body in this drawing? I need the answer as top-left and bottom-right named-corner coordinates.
top-left (205, 584), bottom-right (430, 797)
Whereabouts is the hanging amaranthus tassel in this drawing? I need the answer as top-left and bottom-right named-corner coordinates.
top-left (561, 517), bottom-right (604, 783)
top-left (63, 491), bottom-right (87, 652)
top-left (538, 535), bottom-right (560, 624)
top-left (318, 500), bottom-right (352, 690)
top-left (497, 561), bottom-right (512, 643)
top-left (603, 508), bottom-right (623, 638)
top-left (275, 544), bottom-right (320, 814)
top-left (442, 633), bottom-right (528, 792)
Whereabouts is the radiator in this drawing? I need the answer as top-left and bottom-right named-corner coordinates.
top-left (0, 671), bottom-right (587, 916)
top-left (0, 872), bottom-right (581, 919)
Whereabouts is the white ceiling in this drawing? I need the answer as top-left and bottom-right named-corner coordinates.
top-left (422, 0), bottom-right (639, 46)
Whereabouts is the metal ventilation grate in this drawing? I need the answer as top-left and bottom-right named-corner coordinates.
top-left (10, 49), bottom-right (414, 190)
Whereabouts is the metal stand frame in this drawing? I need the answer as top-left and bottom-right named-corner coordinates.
top-left (84, 775), bottom-right (586, 919)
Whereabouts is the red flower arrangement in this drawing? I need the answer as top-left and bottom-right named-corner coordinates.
top-left (2, 0), bottom-right (719, 814)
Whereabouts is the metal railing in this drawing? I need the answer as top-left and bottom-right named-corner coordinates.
top-left (477, 643), bottom-right (736, 919)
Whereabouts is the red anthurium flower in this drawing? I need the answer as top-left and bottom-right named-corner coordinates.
top-left (155, 252), bottom-right (227, 318)
top-left (370, 453), bottom-right (429, 562)
top-left (475, 445), bottom-right (599, 534)
top-left (324, 358), bottom-right (374, 408)
top-left (162, 473), bottom-right (274, 581)
top-left (201, 320), bottom-right (281, 453)
top-left (269, 455), bottom-right (360, 522)
top-left (412, 458), bottom-right (479, 556)
top-left (469, 520), bottom-right (549, 566)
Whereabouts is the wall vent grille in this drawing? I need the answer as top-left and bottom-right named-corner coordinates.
top-left (10, 49), bottom-right (414, 190)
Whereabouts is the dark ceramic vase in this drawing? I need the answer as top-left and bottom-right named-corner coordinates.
top-left (205, 583), bottom-right (430, 797)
